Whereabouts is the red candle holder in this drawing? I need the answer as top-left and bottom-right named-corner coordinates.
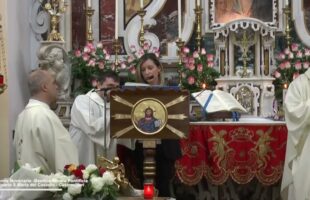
top-left (0, 75), bottom-right (3, 85)
top-left (143, 183), bottom-right (154, 199)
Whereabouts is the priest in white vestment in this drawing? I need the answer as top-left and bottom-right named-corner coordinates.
top-left (8, 69), bottom-right (79, 200)
top-left (281, 68), bottom-right (310, 200)
top-left (69, 71), bottom-right (120, 165)
top-left (14, 69), bottom-right (78, 174)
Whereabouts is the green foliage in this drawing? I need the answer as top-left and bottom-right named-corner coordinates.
top-left (70, 42), bottom-right (116, 96)
top-left (273, 43), bottom-right (310, 100)
top-left (178, 47), bottom-right (220, 93)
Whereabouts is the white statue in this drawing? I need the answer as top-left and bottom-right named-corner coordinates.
top-left (38, 43), bottom-right (71, 100)
top-left (260, 85), bottom-right (275, 118)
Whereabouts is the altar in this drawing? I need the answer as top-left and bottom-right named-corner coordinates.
top-left (169, 119), bottom-right (287, 199)
top-left (176, 119), bottom-right (287, 186)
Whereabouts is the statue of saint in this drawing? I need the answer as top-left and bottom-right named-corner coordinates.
top-left (38, 44), bottom-right (71, 100)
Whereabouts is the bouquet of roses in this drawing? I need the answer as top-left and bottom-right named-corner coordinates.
top-left (70, 42), bottom-right (115, 95)
top-left (178, 47), bottom-right (220, 93)
top-left (55, 164), bottom-right (118, 200)
top-left (273, 43), bottom-right (310, 100)
top-left (120, 42), bottom-right (160, 82)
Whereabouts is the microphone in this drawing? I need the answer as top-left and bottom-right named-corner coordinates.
top-left (95, 88), bottom-right (111, 92)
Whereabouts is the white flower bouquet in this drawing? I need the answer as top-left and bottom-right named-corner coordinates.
top-left (56, 164), bottom-right (118, 200)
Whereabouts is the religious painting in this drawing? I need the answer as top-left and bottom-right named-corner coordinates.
top-left (132, 98), bottom-right (167, 135)
top-left (110, 88), bottom-right (189, 139)
top-left (125, 0), bottom-right (151, 24)
top-left (163, 63), bottom-right (179, 86)
top-left (147, 1), bottom-right (185, 55)
top-left (293, 0), bottom-right (310, 47)
top-left (214, 0), bottom-right (273, 24)
top-left (305, 0), bottom-right (310, 33)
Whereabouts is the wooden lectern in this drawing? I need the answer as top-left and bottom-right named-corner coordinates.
top-left (110, 87), bottom-right (190, 184)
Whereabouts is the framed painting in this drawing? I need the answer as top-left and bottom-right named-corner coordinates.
top-left (209, 0), bottom-right (276, 27)
top-left (293, 0), bottom-right (310, 47)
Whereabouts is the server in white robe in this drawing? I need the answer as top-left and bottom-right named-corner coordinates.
top-left (281, 68), bottom-right (310, 200)
top-left (69, 71), bottom-right (120, 165)
top-left (14, 69), bottom-right (79, 175)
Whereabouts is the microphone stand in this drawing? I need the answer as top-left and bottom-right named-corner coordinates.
top-left (102, 91), bottom-right (108, 158)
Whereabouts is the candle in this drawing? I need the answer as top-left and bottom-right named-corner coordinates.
top-left (196, 0), bottom-right (200, 7)
top-left (0, 75), bottom-right (3, 85)
top-left (143, 183), bottom-right (154, 199)
top-left (115, 0), bottom-right (118, 39)
top-left (87, 0), bottom-right (91, 8)
top-left (140, 0), bottom-right (143, 9)
top-left (283, 88), bottom-right (288, 103)
top-left (178, 0), bottom-right (181, 38)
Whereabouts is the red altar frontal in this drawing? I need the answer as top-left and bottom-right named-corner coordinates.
top-left (175, 120), bottom-right (287, 186)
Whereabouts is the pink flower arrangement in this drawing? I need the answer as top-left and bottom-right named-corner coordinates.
top-left (273, 43), bottom-right (310, 84)
top-left (273, 42), bottom-right (310, 101)
top-left (70, 42), bottom-right (121, 95)
top-left (178, 47), bottom-right (220, 92)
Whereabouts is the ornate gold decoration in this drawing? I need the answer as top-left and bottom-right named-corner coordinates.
top-left (43, 0), bottom-right (67, 41)
top-left (166, 124), bottom-right (186, 138)
top-left (235, 86), bottom-right (254, 114)
top-left (283, 3), bottom-right (292, 46)
top-left (194, 5), bottom-right (202, 50)
top-left (253, 127), bottom-right (276, 168)
top-left (166, 95), bottom-right (187, 108)
top-left (175, 162), bottom-right (205, 186)
top-left (111, 89), bottom-right (189, 139)
top-left (232, 29), bottom-right (257, 77)
top-left (176, 125), bottom-right (286, 186)
top-left (114, 125), bottom-right (135, 138)
top-left (132, 98), bottom-right (168, 135)
top-left (176, 38), bottom-right (185, 86)
top-left (208, 127), bottom-right (232, 167)
top-left (167, 114), bottom-right (187, 120)
top-left (137, 9), bottom-right (146, 47)
top-left (85, 7), bottom-right (95, 43)
top-left (112, 114), bottom-right (132, 120)
top-left (97, 156), bottom-right (143, 197)
top-left (113, 38), bottom-right (121, 68)
top-left (112, 95), bottom-right (134, 108)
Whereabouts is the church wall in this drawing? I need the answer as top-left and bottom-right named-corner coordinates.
top-left (0, 0), bottom-right (9, 179)
top-left (4, 0), bottom-right (33, 176)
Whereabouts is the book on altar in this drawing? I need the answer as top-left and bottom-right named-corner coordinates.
top-left (123, 82), bottom-right (180, 90)
top-left (191, 89), bottom-right (247, 113)
top-left (124, 82), bottom-right (150, 87)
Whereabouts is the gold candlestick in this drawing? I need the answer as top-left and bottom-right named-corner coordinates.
top-left (113, 38), bottom-right (121, 70)
top-left (176, 38), bottom-right (185, 87)
top-left (283, 3), bottom-right (291, 47)
top-left (194, 5), bottom-right (203, 51)
top-left (85, 7), bottom-right (95, 43)
top-left (44, 0), bottom-right (67, 41)
top-left (137, 9), bottom-right (146, 47)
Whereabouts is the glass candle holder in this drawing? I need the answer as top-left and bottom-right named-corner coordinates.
top-left (144, 183), bottom-right (154, 199)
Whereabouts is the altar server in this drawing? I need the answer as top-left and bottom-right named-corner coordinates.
top-left (69, 71), bottom-right (120, 165)
top-left (281, 68), bottom-right (310, 200)
top-left (14, 69), bottom-right (78, 174)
